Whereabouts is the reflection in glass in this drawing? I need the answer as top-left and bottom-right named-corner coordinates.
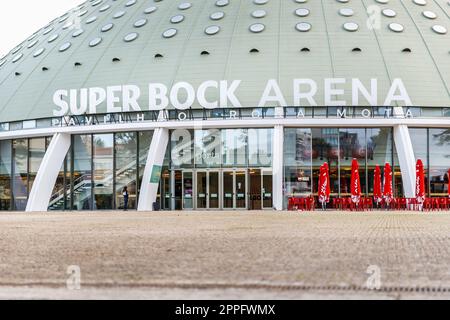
top-left (195, 129), bottom-right (221, 168)
top-left (222, 129), bottom-right (247, 167)
top-left (367, 128), bottom-right (393, 196)
top-left (283, 128), bottom-right (312, 206)
top-left (183, 171), bottom-right (193, 209)
top-left (339, 129), bottom-right (366, 196)
top-left (0, 140), bottom-right (12, 210)
top-left (72, 135), bottom-right (92, 210)
top-left (28, 138), bottom-right (46, 191)
top-left (429, 128), bottom-right (450, 196)
top-left (115, 132), bottom-right (137, 210)
top-left (93, 134), bottom-right (114, 209)
top-left (312, 128), bottom-right (339, 196)
top-left (12, 139), bottom-right (28, 210)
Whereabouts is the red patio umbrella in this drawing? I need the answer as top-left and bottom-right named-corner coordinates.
top-left (373, 165), bottom-right (382, 205)
top-left (415, 159), bottom-right (426, 204)
top-left (318, 163), bottom-right (330, 208)
top-left (383, 162), bottom-right (393, 204)
top-left (323, 162), bottom-right (331, 204)
top-left (448, 169), bottom-right (450, 198)
top-left (350, 159), bottom-right (361, 204)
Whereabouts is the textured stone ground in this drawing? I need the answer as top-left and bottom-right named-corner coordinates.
top-left (0, 211), bottom-right (449, 299)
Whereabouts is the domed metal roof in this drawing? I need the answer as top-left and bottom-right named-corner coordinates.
top-left (0, 0), bottom-right (449, 122)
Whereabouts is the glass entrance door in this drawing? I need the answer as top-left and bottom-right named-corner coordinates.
top-left (182, 171), bottom-right (193, 209)
top-left (196, 171), bottom-right (207, 209)
top-left (209, 171), bottom-right (220, 209)
top-left (262, 169), bottom-right (273, 209)
top-left (196, 171), bottom-right (220, 210)
top-left (222, 170), bottom-right (247, 210)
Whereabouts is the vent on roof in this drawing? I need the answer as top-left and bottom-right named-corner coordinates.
top-left (300, 47), bottom-right (310, 52)
top-left (42, 67), bottom-right (49, 71)
top-left (154, 53), bottom-right (163, 58)
top-left (112, 57), bottom-right (121, 62)
top-left (15, 72), bottom-right (21, 76)
top-left (402, 48), bottom-right (412, 53)
top-left (249, 48), bottom-right (260, 53)
top-left (352, 48), bottom-right (362, 52)
top-left (74, 62), bottom-right (82, 67)
top-left (201, 51), bottom-right (210, 56)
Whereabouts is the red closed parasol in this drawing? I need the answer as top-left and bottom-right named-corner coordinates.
top-left (415, 159), bottom-right (426, 204)
top-left (350, 159), bottom-right (361, 204)
top-left (373, 165), bottom-right (382, 205)
top-left (383, 162), bottom-right (393, 204)
top-left (318, 162), bottom-right (330, 206)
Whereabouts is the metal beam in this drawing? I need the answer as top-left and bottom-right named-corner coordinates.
top-left (25, 133), bottom-right (71, 212)
top-left (137, 128), bottom-right (169, 211)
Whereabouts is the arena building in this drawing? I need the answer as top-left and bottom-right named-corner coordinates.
top-left (0, 0), bottom-right (449, 212)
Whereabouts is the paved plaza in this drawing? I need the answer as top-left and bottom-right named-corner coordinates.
top-left (0, 211), bottom-right (449, 299)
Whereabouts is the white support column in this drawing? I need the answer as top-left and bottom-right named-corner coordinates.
top-left (272, 125), bottom-right (284, 211)
top-left (138, 128), bottom-right (169, 211)
top-left (393, 124), bottom-right (416, 198)
top-left (26, 133), bottom-right (71, 212)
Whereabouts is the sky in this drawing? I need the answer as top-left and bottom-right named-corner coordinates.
top-left (0, 0), bottom-right (82, 57)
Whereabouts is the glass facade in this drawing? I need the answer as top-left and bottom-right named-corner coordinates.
top-left (0, 126), bottom-right (448, 211)
top-left (409, 128), bottom-right (450, 197)
top-left (0, 137), bottom-right (51, 211)
top-left (283, 128), bottom-right (396, 208)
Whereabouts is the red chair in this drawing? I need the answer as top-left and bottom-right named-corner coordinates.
top-left (364, 197), bottom-right (373, 211)
top-left (439, 198), bottom-right (447, 210)
top-left (397, 198), bottom-right (407, 210)
top-left (333, 198), bottom-right (341, 210)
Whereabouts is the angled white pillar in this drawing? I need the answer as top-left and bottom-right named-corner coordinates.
top-left (138, 128), bottom-right (169, 211)
top-left (26, 133), bottom-right (71, 212)
top-left (272, 125), bottom-right (284, 211)
top-left (393, 124), bottom-right (416, 198)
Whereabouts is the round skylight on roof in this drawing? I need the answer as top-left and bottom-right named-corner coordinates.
top-left (252, 10), bottom-right (267, 18)
top-left (99, 5), bottom-right (110, 12)
top-left (113, 11), bottom-right (125, 19)
top-left (382, 9), bottom-right (397, 18)
top-left (59, 42), bottom-right (72, 52)
top-left (163, 28), bottom-right (177, 38)
top-left (33, 48), bottom-right (45, 57)
top-left (422, 11), bottom-right (437, 19)
top-left (27, 40), bottom-right (39, 48)
top-left (216, 0), bottom-right (229, 6)
top-left (134, 19), bottom-right (148, 28)
top-left (249, 23), bottom-right (265, 33)
top-left (43, 27), bottom-right (53, 35)
top-left (254, 0), bottom-right (269, 4)
top-left (48, 34), bottom-right (59, 43)
top-left (101, 23), bottom-right (114, 32)
top-left (343, 22), bottom-right (359, 32)
top-left (171, 15), bottom-right (185, 23)
top-left (12, 53), bottom-right (23, 63)
top-left (0, 59), bottom-right (7, 67)
top-left (144, 6), bottom-right (157, 14)
top-left (124, 32), bottom-right (139, 42)
top-left (339, 8), bottom-right (354, 17)
top-left (210, 12), bottom-right (225, 20)
top-left (413, 0), bottom-right (427, 5)
top-left (295, 8), bottom-right (310, 17)
top-left (178, 3), bottom-right (192, 10)
top-left (125, 0), bottom-right (137, 7)
top-left (72, 29), bottom-right (84, 37)
top-left (389, 23), bottom-right (404, 32)
top-left (86, 16), bottom-right (97, 24)
top-left (432, 25), bottom-right (447, 34)
top-left (89, 37), bottom-right (102, 47)
top-left (295, 22), bottom-right (311, 32)
top-left (205, 25), bottom-right (220, 35)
